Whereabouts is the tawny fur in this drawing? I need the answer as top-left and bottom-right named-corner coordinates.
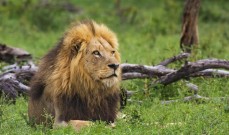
top-left (28, 20), bottom-right (121, 128)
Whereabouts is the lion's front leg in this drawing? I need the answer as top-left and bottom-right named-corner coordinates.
top-left (53, 108), bottom-right (68, 128)
top-left (68, 120), bottom-right (92, 131)
top-left (53, 102), bottom-right (68, 128)
top-left (53, 102), bottom-right (92, 131)
top-left (54, 119), bottom-right (91, 131)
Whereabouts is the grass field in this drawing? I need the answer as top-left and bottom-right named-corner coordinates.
top-left (0, 0), bottom-right (229, 134)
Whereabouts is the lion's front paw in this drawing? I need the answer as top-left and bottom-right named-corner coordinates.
top-left (69, 120), bottom-right (92, 131)
top-left (53, 121), bottom-right (68, 129)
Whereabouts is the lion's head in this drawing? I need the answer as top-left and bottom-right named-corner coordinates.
top-left (50, 21), bottom-right (121, 99)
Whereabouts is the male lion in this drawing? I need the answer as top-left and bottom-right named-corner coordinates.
top-left (28, 20), bottom-right (121, 130)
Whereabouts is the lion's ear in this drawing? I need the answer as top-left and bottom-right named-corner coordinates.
top-left (71, 42), bottom-right (82, 57)
top-left (74, 44), bottom-right (81, 52)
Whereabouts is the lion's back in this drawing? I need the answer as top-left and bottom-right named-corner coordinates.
top-left (28, 40), bottom-right (63, 124)
top-left (29, 40), bottom-right (62, 100)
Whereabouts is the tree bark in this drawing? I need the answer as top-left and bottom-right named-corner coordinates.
top-left (0, 43), bottom-right (32, 63)
top-left (156, 59), bottom-right (229, 85)
top-left (180, 0), bottom-right (200, 53)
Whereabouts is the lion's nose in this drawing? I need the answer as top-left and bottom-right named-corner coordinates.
top-left (108, 64), bottom-right (119, 70)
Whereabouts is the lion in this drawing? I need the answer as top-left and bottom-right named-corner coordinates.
top-left (28, 20), bottom-right (121, 131)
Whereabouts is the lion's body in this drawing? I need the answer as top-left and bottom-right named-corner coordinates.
top-left (28, 21), bottom-right (121, 127)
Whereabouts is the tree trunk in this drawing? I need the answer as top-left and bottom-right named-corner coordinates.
top-left (180, 0), bottom-right (201, 53)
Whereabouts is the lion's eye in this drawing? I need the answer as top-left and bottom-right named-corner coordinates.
top-left (92, 50), bottom-right (101, 57)
top-left (111, 51), bottom-right (115, 56)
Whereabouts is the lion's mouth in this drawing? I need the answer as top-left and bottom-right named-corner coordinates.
top-left (101, 74), bottom-right (117, 79)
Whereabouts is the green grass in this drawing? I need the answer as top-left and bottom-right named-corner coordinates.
top-left (1, 0), bottom-right (229, 134)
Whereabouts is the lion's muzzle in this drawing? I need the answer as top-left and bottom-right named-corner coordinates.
top-left (108, 63), bottom-right (119, 71)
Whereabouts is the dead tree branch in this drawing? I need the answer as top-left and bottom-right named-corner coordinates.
top-left (121, 58), bottom-right (229, 81)
top-left (122, 68), bottom-right (229, 80)
top-left (161, 94), bottom-right (227, 105)
top-left (121, 64), bottom-right (175, 75)
top-left (0, 43), bottom-right (32, 63)
top-left (122, 72), bottom-right (149, 80)
top-left (0, 72), bottom-right (30, 100)
top-left (186, 82), bottom-right (198, 94)
top-left (1, 60), bottom-right (229, 101)
top-left (156, 59), bottom-right (229, 85)
top-left (191, 69), bottom-right (229, 77)
top-left (158, 53), bottom-right (190, 66)
top-left (1, 44), bottom-right (229, 101)
top-left (161, 94), bottom-right (209, 104)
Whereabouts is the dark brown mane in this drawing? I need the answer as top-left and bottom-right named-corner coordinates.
top-left (29, 38), bottom-right (63, 100)
top-left (57, 92), bottom-right (119, 123)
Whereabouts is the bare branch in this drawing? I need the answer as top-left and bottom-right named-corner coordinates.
top-left (156, 59), bottom-right (229, 85)
top-left (122, 72), bottom-right (149, 80)
top-left (186, 82), bottom-right (198, 94)
top-left (191, 69), bottom-right (229, 77)
top-left (2, 63), bottom-right (38, 73)
top-left (161, 94), bottom-right (209, 104)
top-left (121, 69), bottom-right (229, 80)
top-left (161, 95), bottom-right (227, 105)
top-left (0, 72), bottom-right (30, 100)
top-left (1, 57), bottom-right (229, 100)
top-left (121, 59), bottom-right (229, 81)
top-left (121, 63), bottom-right (175, 75)
top-left (0, 62), bottom-right (36, 99)
top-left (158, 53), bottom-right (190, 66)
top-left (0, 43), bottom-right (32, 63)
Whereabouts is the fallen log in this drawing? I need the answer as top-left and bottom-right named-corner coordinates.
top-left (155, 59), bottom-right (229, 85)
top-left (2, 57), bottom-right (229, 99)
top-left (0, 72), bottom-right (30, 100)
top-left (1, 44), bottom-right (229, 101)
top-left (0, 43), bottom-right (32, 63)
top-left (161, 94), bottom-right (227, 105)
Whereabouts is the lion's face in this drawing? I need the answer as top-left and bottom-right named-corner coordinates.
top-left (77, 37), bottom-right (121, 88)
top-left (62, 21), bottom-right (121, 90)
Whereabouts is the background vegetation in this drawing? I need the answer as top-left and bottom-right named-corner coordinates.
top-left (0, 0), bottom-right (229, 134)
